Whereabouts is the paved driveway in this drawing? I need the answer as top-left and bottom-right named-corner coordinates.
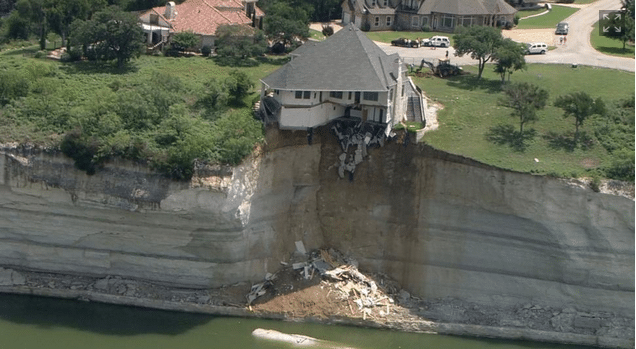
top-left (379, 0), bottom-right (634, 72)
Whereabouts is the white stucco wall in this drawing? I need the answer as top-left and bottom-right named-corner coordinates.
top-left (279, 103), bottom-right (345, 129)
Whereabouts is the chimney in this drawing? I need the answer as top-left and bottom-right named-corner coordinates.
top-left (243, 0), bottom-right (257, 18)
top-left (165, 1), bottom-right (177, 20)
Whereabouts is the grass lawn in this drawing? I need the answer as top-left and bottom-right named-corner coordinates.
top-left (590, 21), bottom-right (635, 58)
top-left (515, 5), bottom-right (578, 29)
top-left (366, 31), bottom-right (455, 46)
top-left (517, 8), bottom-right (548, 19)
top-left (414, 64), bottom-right (634, 178)
top-left (310, 29), bottom-right (326, 41)
top-left (574, 0), bottom-right (597, 3)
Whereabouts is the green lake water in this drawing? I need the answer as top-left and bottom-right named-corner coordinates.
top-left (0, 294), bottom-right (594, 349)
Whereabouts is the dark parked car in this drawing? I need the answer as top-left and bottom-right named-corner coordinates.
top-left (391, 38), bottom-right (419, 48)
top-left (556, 22), bottom-right (569, 35)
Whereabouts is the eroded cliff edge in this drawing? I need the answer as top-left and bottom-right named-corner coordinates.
top-left (0, 128), bottom-right (633, 344)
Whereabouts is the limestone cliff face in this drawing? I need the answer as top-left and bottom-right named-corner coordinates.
top-left (0, 130), bottom-right (633, 317)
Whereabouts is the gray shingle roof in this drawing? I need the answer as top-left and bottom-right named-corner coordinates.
top-left (482, 0), bottom-right (517, 15)
top-left (261, 24), bottom-right (400, 92)
top-left (419, 0), bottom-right (516, 16)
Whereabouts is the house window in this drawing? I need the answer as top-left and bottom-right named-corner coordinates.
top-left (421, 16), bottom-right (428, 27)
top-left (386, 16), bottom-right (392, 26)
top-left (371, 0), bottom-right (376, 5)
top-left (411, 16), bottom-right (419, 27)
top-left (461, 16), bottom-right (474, 27)
top-left (348, 91), bottom-right (352, 100)
top-left (383, 0), bottom-right (388, 6)
top-left (380, 108), bottom-right (385, 123)
top-left (150, 14), bottom-right (159, 25)
top-left (295, 91), bottom-right (310, 99)
top-left (374, 17), bottom-right (380, 26)
top-left (441, 14), bottom-right (454, 28)
top-left (363, 92), bottom-right (379, 101)
top-left (330, 91), bottom-right (343, 99)
top-left (389, 88), bottom-right (393, 100)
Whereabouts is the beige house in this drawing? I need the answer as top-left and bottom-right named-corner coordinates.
top-left (342, 0), bottom-right (517, 32)
top-left (139, 0), bottom-right (264, 49)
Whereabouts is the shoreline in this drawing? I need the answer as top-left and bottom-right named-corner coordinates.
top-left (0, 267), bottom-right (631, 349)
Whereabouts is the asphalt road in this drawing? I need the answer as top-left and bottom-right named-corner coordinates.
top-left (379, 0), bottom-right (634, 72)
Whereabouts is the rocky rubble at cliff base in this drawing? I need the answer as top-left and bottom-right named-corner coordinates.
top-left (0, 263), bottom-right (632, 344)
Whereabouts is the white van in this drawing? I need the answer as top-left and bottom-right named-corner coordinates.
top-left (525, 42), bottom-right (547, 55)
top-left (422, 36), bottom-right (450, 48)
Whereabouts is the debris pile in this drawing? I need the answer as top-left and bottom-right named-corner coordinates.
top-left (331, 119), bottom-right (386, 180)
top-left (247, 242), bottom-right (400, 320)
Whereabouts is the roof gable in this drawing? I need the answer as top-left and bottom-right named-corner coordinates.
top-left (262, 25), bottom-right (401, 92)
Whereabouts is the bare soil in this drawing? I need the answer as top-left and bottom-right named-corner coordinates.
top-left (503, 28), bottom-right (560, 46)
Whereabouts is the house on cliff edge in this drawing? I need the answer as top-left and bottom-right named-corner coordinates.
top-left (257, 24), bottom-right (425, 137)
top-left (139, 0), bottom-right (264, 49)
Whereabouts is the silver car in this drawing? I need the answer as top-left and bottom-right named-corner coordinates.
top-left (556, 22), bottom-right (569, 35)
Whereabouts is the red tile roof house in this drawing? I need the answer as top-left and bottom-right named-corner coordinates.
top-left (138, 0), bottom-right (264, 50)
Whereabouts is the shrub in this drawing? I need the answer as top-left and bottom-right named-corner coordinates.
top-left (513, 15), bottom-right (520, 26)
top-left (271, 41), bottom-right (286, 54)
top-left (201, 45), bottom-right (212, 57)
top-left (421, 25), bottom-right (431, 32)
top-left (63, 48), bottom-right (83, 62)
top-left (322, 25), bottom-right (334, 37)
top-left (589, 174), bottom-right (601, 192)
top-left (171, 31), bottom-right (199, 52)
top-left (605, 149), bottom-right (635, 182)
top-left (361, 21), bottom-right (371, 32)
top-left (0, 70), bottom-right (30, 105)
top-left (60, 129), bottom-right (102, 175)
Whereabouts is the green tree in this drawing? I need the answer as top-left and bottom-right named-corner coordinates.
top-left (500, 82), bottom-right (548, 133)
top-left (197, 78), bottom-right (229, 119)
top-left (170, 31), bottom-right (199, 52)
top-left (225, 70), bottom-right (253, 105)
top-left (215, 24), bottom-right (267, 59)
top-left (12, 0), bottom-right (47, 48)
top-left (306, 0), bottom-right (339, 22)
top-left (70, 6), bottom-right (144, 68)
top-left (3, 11), bottom-right (31, 40)
top-left (46, 0), bottom-right (94, 47)
top-left (493, 38), bottom-right (526, 83)
top-left (263, 1), bottom-right (309, 47)
top-left (554, 92), bottom-right (606, 141)
top-left (453, 26), bottom-right (503, 80)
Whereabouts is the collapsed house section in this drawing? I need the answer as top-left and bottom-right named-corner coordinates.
top-left (332, 118), bottom-right (386, 179)
top-left (256, 23), bottom-right (426, 178)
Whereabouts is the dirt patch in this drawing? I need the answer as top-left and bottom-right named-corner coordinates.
top-left (503, 29), bottom-right (559, 45)
top-left (581, 157), bottom-right (600, 169)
